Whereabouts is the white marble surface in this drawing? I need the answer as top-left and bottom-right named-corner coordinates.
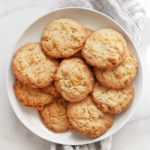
top-left (0, 0), bottom-right (150, 150)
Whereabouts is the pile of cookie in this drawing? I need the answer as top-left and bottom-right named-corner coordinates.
top-left (12, 18), bottom-right (138, 138)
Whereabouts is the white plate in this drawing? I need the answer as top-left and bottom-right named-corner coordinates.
top-left (6, 8), bottom-right (143, 145)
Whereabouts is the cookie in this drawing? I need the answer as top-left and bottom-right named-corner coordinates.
top-left (39, 97), bottom-right (70, 132)
top-left (91, 82), bottom-right (134, 114)
top-left (12, 42), bottom-right (59, 88)
top-left (41, 18), bottom-right (87, 58)
top-left (82, 28), bottom-right (127, 68)
top-left (13, 80), bottom-right (53, 108)
top-left (41, 82), bottom-right (61, 98)
top-left (54, 58), bottom-right (95, 102)
top-left (67, 96), bottom-right (114, 137)
top-left (94, 49), bottom-right (138, 89)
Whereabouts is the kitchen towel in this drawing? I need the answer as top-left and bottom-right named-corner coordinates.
top-left (49, 0), bottom-right (147, 150)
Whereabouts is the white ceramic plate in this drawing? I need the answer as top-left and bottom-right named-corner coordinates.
top-left (6, 8), bottom-right (143, 145)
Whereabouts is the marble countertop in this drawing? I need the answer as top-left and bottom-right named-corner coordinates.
top-left (0, 0), bottom-right (150, 150)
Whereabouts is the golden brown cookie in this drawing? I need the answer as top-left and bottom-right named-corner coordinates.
top-left (94, 49), bottom-right (138, 89)
top-left (39, 97), bottom-right (71, 132)
top-left (13, 80), bottom-right (53, 108)
top-left (91, 82), bottom-right (134, 114)
top-left (82, 28), bottom-right (127, 68)
top-left (41, 82), bottom-right (61, 98)
top-left (67, 96), bottom-right (114, 137)
top-left (54, 58), bottom-right (95, 102)
top-left (12, 42), bottom-right (59, 88)
top-left (41, 18), bottom-right (87, 58)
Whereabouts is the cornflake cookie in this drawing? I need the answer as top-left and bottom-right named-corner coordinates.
top-left (41, 18), bottom-right (87, 58)
top-left (82, 28), bottom-right (127, 69)
top-left (91, 82), bottom-right (134, 114)
top-left (13, 80), bottom-right (53, 108)
top-left (67, 96), bottom-right (114, 137)
top-left (41, 82), bottom-right (61, 98)
top-left (54, 58), bottom-right (95, 102)
top-left (12, 42), bottom-right (59, 88)
top-left (39, 97), bottom-right (70, 132)
top-left (94, 49), bottom-right (138, 89)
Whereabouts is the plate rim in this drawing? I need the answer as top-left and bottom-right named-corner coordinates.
top-left (6, 7), bottom-right (143, 145)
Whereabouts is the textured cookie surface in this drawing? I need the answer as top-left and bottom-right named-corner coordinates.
top-left (82, 28), bottom-right (127, 68)
top-left (67, 96), bottom-right (114, 137)
top-left (41, 82), bottom-right (61, 98)
top-left (12, 42), bottom-right (59, 88)
top-left (13, 80), bottom-right (53, 108)
top-left (54, 58), bottom-right (95, 102)
top-left (39, 97), bottom-right (70, 132)
top-left (41, 18), bottom-right (87, 58)
top-left (91, 82), bottom-right (134, 114)
top-left (94, 49), bottom-right (138, 89)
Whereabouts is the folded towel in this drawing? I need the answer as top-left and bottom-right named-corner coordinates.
top-left (49, 0), bottom-right (147, 149)
top-left (49, 137), bottom-right (112, 150)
